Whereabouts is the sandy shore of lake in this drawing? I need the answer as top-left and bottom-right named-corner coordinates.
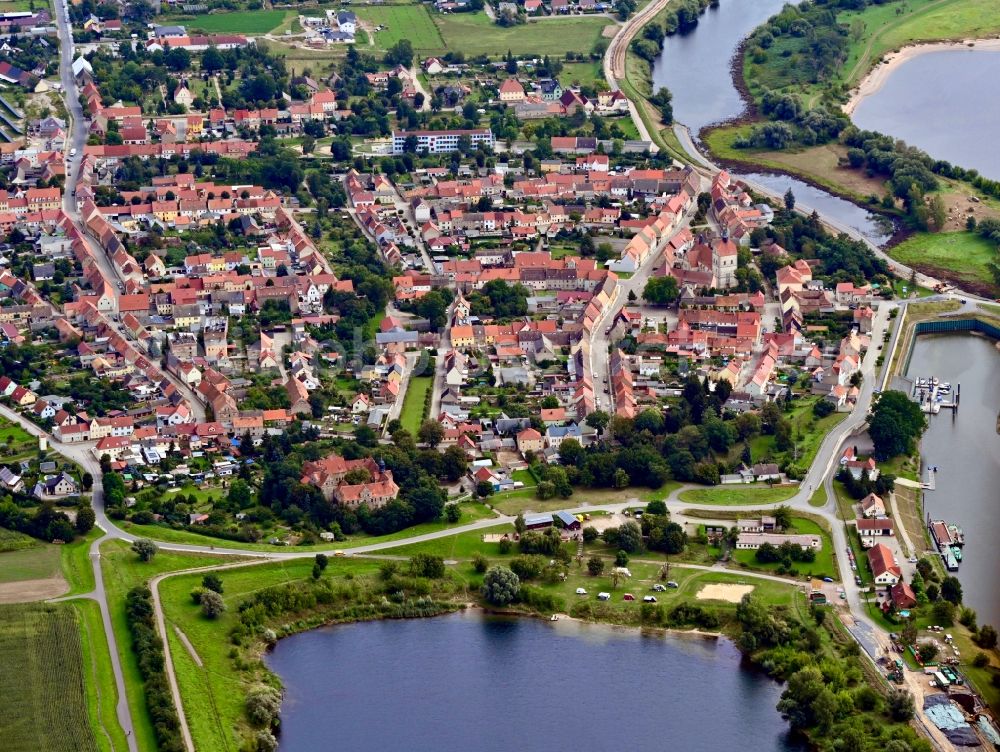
top-left (843, 38), bottom-right (1000, 116)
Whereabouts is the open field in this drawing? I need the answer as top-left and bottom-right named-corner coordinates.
top-left (355, 4), bottom-right (445, 51)
top-left (162, 10), bottom-right (291, 34)
top-left (838, 0), bottom-right (1000, 93)
top-left (490, 482), bottom-right (681, 516)
top-left (677, 484), bottom-right (798, 506)
top-left (888, 231), bottom-right (997, 288)
top-left (434, 12), bottom-right (610, 57)
top-left (0, 602), bottom-right (98, 752)
top-left (101, 541), bottom-right (236, 752)
top-left (743, 0), bottom-right (1000, 107)
top-left (158, 551), bottom-right (804, 749)
top-left (400, 374), bottom-right (432, 434)
top-left (702, 125), bottom-right (889, 204)
top-left (159, 557), bottom-right (386, 751)
top-left (0, 544), bottom-right (66, 603)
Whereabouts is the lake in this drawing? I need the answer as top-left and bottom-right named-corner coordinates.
top-left (907, 334), bottom-right (1000, 626)
top-left (266, 611), bottom-right (803, 752)
top-left (851, 49), bottom-right (1000, 181)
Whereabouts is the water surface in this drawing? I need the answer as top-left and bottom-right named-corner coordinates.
top-left (651, 0), bottom-right (794, 134)
top-left (852, 49), bottom-right (1000, 181)
top-left (740, 172), bottom-right (893, 246)
top-left (907, 334), bottom-right (1000, 625)
top-left (266, 611), bottom-right (803, 752)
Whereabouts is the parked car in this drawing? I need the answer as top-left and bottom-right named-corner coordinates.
top-left (575, 587), bottom-right (587, 595)
top-left (823, 577), bottom-right (834, 583)
top-left (666, 581), bottom-right (679, 588)
top-left (597, 592), bottom-right (610, 601)
top-left (651, 584), bottom-right (667, 592)
top-left (623, 593), bottom-right (635, 601)
top-left (643, 596), bottom-right (657, 603)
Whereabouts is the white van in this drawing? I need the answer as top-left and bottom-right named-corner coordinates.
top-left (69, 147), bottom-right (77, 158)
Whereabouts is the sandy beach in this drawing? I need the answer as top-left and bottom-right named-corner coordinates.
top-left (843, 38), bottom-right (1000, 116)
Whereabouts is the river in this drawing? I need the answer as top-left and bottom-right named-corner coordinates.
top-left (851, 49), bottom-right (1000, 182)
top-left (906, 334), bottom-right (1000, 626)
top-left (649, 0), bottom-right (890, 246)
top-left (650, 0), bottom-right (792, 135)
top-left (265, 611), bottom-right (803, 752)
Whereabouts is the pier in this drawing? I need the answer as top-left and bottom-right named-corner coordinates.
top-left (911, 377), bottom-right (959, 414)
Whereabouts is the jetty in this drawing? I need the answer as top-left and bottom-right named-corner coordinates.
top-left (911, 377), bottom-right (959, 414)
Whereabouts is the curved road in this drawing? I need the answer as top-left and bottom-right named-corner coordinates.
top-left (602, 0), bottom-right (674, 150)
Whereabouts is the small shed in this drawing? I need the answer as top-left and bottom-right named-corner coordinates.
top-left (554, 510), bottom-right (581, 531)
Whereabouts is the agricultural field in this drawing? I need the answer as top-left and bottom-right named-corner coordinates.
top-left (162, 9), bottom-right (292, 35)
top-left (0, 544), bottom-right (67, 603)
top-left (354, 4), bottom-right (445, 52)
top-left (434, 11), bottom-right (611, 57)
top-left (0, 603), bottom-right (98, 752)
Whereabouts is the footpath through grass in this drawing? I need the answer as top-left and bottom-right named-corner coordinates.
top-left (0, 602), bottom-right (98, 752)
top-left (73, 599), bottom-right (130, 752)
top-left (101, 541), bottom-right (236, 752)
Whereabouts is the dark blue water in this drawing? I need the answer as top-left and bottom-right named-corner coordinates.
top-left (852, 49), bottom-right (1000, 181)
top-left (266, 611), bottom-right (803, 752)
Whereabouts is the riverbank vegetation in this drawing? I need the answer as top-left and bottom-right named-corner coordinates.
top-left (737, 592), bottom-right (933, 752)
top-left (707, 0), bottom-right (1000, 293)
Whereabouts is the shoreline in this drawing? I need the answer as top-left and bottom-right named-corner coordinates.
top-left (843, 38), bottom-right (1000, 116)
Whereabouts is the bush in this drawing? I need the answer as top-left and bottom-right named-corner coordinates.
top-left (131, 538), bottom-right (158, 561)
top-left (509, 555), bottom-right (545, 581)
top-left (582, 526), bottom-right (599, 543)
top-left (190, 586), bottom-right (207, 604)
top-left (124, 586), bottom-right (182, 750)
top-left (245, 685), bottom-right (282, 727)
top-left (973, 652), bottom-right (990, 669)
top-left (201, 590), bottom-right (226, 619)
top-left (587, 556), bottom-right (605, 576)
top-left (472, 553), bottom-right (489, 574)
top-left (202, 574), bottom-right (224, 594)
top-left (408, 554), bottom-right (445, 579)
top-left (482, 565), bottom-right (520, 606)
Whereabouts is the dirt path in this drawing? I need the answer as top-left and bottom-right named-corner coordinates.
top-left (174, 625), bottom-right (203, 667)
top-left (0, 575), bottom-right (68, 603)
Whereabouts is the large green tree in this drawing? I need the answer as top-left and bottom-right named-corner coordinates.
top-left (642, 275), bottom-right (679, 305)
top-left (868, 390), bottom-right (927, 460)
